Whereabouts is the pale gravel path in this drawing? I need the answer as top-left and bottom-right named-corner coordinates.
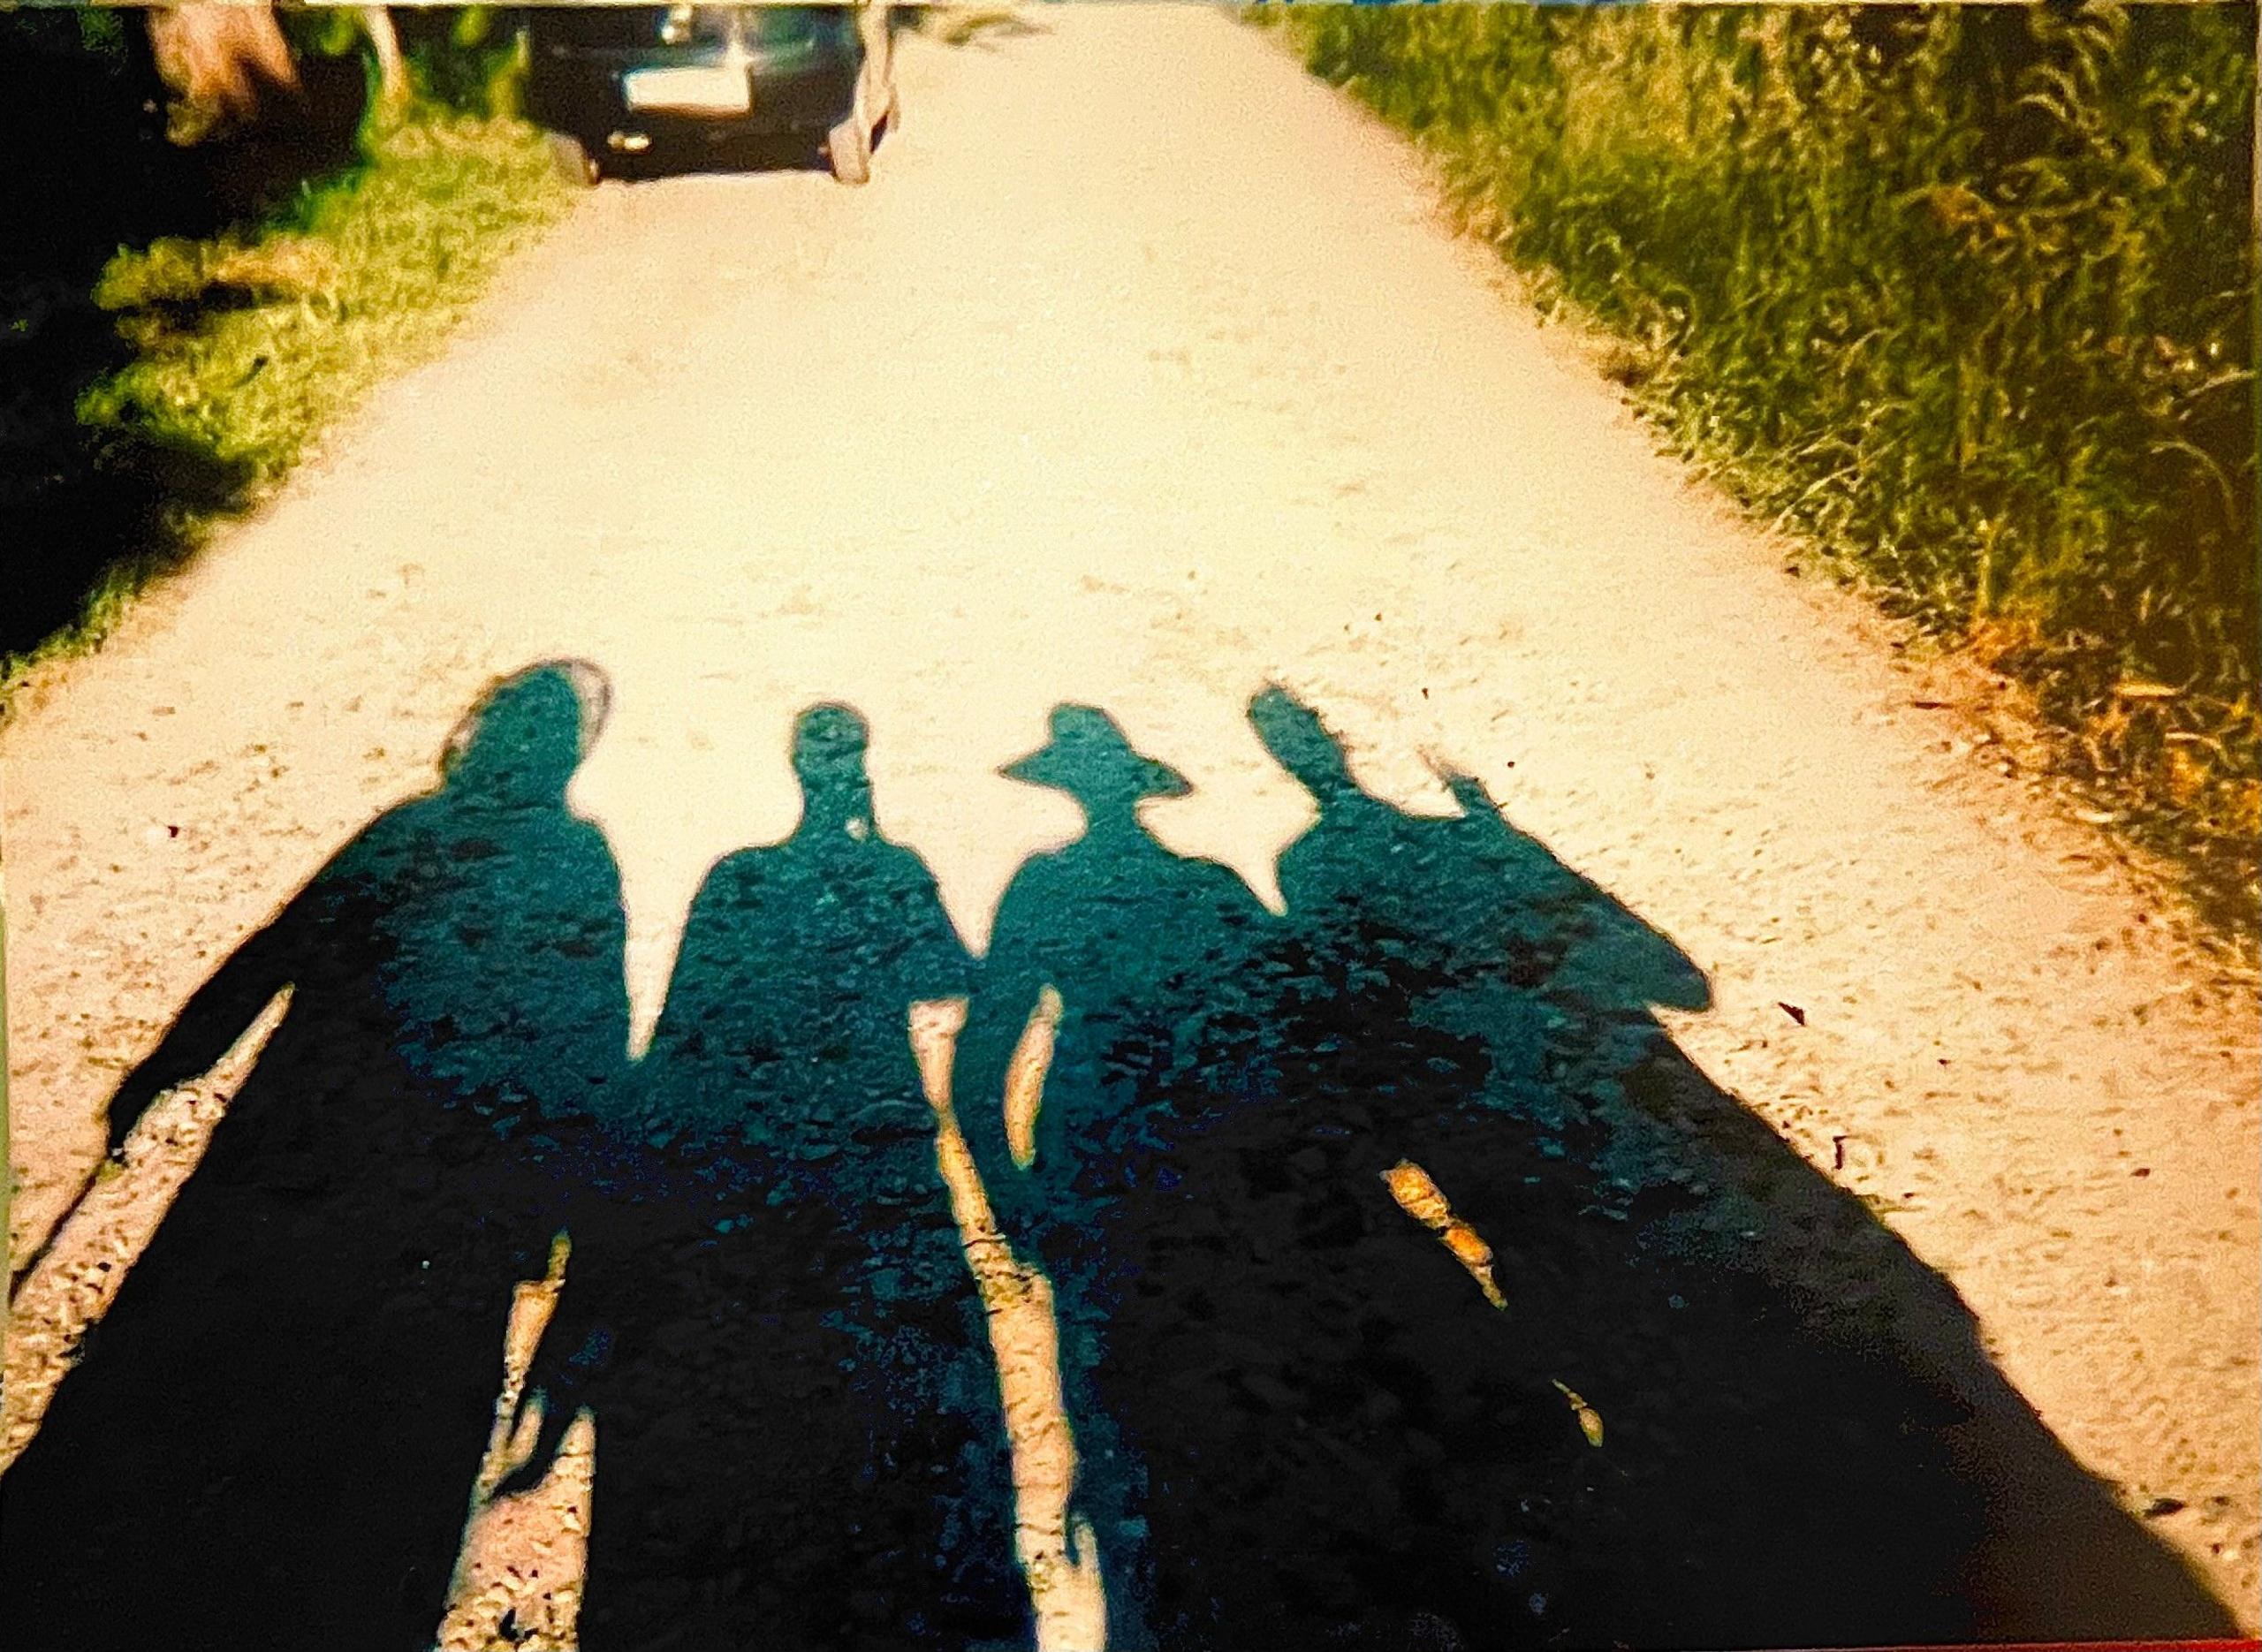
top-left (5, 5), bottom-right (2255, 1634)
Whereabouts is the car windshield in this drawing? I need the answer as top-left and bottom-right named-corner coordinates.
top-left (535, 6), bottom-right (734, 50)
top-left (740, 6), bottom-right (842, 49)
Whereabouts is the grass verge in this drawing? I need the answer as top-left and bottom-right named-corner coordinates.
top-left (1258, 2), bottom-right (2258, 941)
top-left (2, 112), bottom-right (573, 705)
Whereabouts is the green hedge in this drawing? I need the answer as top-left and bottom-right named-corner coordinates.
top-left (1271, 3), bottom-right (2258, 896)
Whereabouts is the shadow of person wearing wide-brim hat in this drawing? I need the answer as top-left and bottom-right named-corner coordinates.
top-left (510, 702), bottom-right (1030, 1651)
top-left (1224, 685), bottom-right (2240, 1648)
top-left (960, 706), bottom-right (1279, 1252)
top-left (0, 661), bottom-right (636, 1652)
top-left (957, 704), bottom-right (1279, 1650)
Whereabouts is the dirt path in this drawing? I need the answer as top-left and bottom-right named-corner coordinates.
top-left (5, 5), bottom-right (2255, 1640)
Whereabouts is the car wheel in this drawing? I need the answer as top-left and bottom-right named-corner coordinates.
top-left (547, 130), bottom-right (600, 186)
top-left (826, 115), bottom-right (871, 186)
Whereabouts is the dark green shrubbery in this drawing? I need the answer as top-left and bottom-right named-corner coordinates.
top-left (2, 8), bottom-right (563, 686)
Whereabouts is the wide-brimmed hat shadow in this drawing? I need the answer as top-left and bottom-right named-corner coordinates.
top-left (999, 704), bottom-right (1195, 804)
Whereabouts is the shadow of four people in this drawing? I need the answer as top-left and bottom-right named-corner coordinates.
top-left (1, 662), bottom-right (2238, 1651)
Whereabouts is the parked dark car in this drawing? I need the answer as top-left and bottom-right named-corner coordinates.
top-left (526, 4), bottom-right (897, 185)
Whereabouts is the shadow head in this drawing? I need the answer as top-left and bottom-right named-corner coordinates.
top-left (793, 701), bottom-right (877, 833)
top-left (439, 660), bottom-right (611, 808)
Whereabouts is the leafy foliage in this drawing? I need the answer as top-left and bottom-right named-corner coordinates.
top-left (3, 10), bottom-right (564, 686)
top-left (1271, 3), bottom-right (2258, 918)
top-left (80, 115), bottom-right (570, 521)
top-left (282, 5), bottom-right (531, 124)
top-left (2, 111), bottom-right (571, 694)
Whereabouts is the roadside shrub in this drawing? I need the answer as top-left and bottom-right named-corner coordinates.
top-left (1271, 2), bottom-right (2258, 919)
top-left (80, 114), bottom-right (568, 505)
top-left (1, 103), bottom-right (569, 693)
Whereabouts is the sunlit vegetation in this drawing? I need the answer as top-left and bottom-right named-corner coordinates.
top-left (1264, 3), bottom-right (2258, 928)
top-left (81, 116), bottom-right (570, 557)
top-left (2, 8), bottom-right (566, 690)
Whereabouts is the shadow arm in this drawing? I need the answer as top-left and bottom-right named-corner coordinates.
top-left (102, 886), bottom-right (328, 1157)
top-left (956, 965), bottom-right (1058, 1248)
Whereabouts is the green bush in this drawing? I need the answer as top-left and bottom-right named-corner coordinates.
top-left (82, 115), bottom-right (569, 501)
top-left (1272, 3), bottom-right (2258, 909)
top-left (283, 5), bottom-right (531, 126)
top-left (0, 116), bottom-right (568, 684)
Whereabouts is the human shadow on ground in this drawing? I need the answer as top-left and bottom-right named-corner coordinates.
top-left (954, 707), bottom-right (1282, 1649)
top-left (0, 662), bottom-right (638, 1652)
top-left (3, 678), bottom-right (2235, 1652)
top-left (505, 703), bottom-right (1030, 1652)
top-left (958, 691), bottom-right (2241, 1651)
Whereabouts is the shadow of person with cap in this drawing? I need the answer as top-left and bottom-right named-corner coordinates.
top-left (0, 661), bottom-right (636, 1652)
top-left (956, 704), bottom-right (1280, 1650)
top-left (509, 702), bottom-right (1030, 1651)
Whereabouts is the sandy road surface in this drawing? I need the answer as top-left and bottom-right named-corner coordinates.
top-left (5, 5), bottom-right (2257, 1640)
